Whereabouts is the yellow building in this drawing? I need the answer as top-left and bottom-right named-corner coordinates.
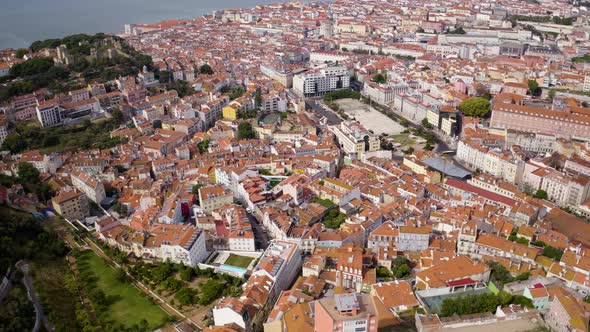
top-left (52, 190), bottom-right (89, 220)
top-left (222, 105), bottom-right (238, 120)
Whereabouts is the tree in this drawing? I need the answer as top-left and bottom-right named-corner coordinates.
top-left (17, 162), bottom-right (40, 182)
top-left (112, 108), bottom-right (124, 124)
top-left (372, 73), bottom-right (387, 84)
top-left (112, 202), bottom-right (128, 216)
top-left (198, 279), bottom-right (224, 305)
top-left (158, 70), bottom-right (171, 83)
top-left (528, 79), bottom-right (541, 96)
top-left (376, 266), bottom-right (392, 279)
top-left (548, 89), bottom-right (556, 101)
top-left (458, 97), bottom-right (491, 117)
top-left (421, 118), bottom-right (433, 129)
top-left (199, 64), bottom-right (214, 75)
top-left (237, 122), bottom-right (255, 140)
top-left (15, 48), bottom-right (28, 59)
top-left (534, 189), bottom-right (548, 200)
top-left (2, 133), bottom-right (27, 153)
top-left (542, 246), bottom-right (564, 261)
top-left (228, 87), bottom-right (245, 100)
top-left (394, 264), bottom-right (411, 278)
top-left (180, 266), bottom-right (194, 281)
top-left (166, 80), bottom-right (195, 98)
top-left (197, 140), bottom-right (209, 154)
top-left (175, 288), bottom-right (197, 306)
top-left (114, 268), bottom-right (128, 282)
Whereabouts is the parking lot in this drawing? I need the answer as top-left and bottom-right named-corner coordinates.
top-left (335, 99), bottom-right (406, 135)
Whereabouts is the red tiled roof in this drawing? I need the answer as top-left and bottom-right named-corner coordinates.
top-left (445, 178), bottom-right (516, 206)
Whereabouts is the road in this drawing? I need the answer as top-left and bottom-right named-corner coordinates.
top-left (248, 213), bottom-right (270, 250)
top-left (16, 261), bottom-right (54, 332)
top-left (305, 99), bottom-right (342, 125)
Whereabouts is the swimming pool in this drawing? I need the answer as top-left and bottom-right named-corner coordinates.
top-left (218, 264), bottom-right (248, 276)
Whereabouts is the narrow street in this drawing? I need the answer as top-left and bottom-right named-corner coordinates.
top-left (248, 213), bottom-right (269, 250)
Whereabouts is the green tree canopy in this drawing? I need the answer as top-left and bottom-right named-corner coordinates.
top-left (534, 189), bottom-right (548, 200)
top-left (372, 73), bottom-right (387, 84)
top-left (237, 122), bottom-right (255, 140)
top-left (458, 97), bottom-right (491, 117)
top-left (15, 49), bottom-right (28, 59)
top-left (199, 64), bottom-right (214, 75)
top-left (17, 162), bottom-right (40, 182)
top-left (528, 79), bottom-right (541, 96)
top-left (112, 108), bottom-right (124, 125)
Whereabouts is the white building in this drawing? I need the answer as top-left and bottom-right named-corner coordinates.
top-left (98, 221), bottom-right (208, 266)
top-left (36, 101), bottom-right (62, 128)
top-left (456, 140), bottom-right (525, 184)
top-left (330, 120), bottom-right (380, 160)
top-left (293, 66), bottom-right (350, 97)
top-left (71, 170), bottom-right (106, 204)
top-left (362, 81), bottom-right (410, 105)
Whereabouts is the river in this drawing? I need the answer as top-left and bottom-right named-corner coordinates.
top-left (0, 0), bottom-right (286, 49)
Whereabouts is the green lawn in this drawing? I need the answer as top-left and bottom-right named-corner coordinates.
top-left (77, 250), bottom-right (170, 329)
top-left (224, 254), bottom-right (254, 269)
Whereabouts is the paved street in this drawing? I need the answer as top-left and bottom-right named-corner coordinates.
top-left (248, 213), bottom-right (270, 250)
top-left (305, 99), bottom-right (342, 125)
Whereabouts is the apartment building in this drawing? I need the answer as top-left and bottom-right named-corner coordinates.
top-left (457, 222), bottom-right (477, 256)
top-left (367, 221), bottom-right (398, 252)
top-left (397, 227), bottom-right (430, 252)
top-left (314, 293), bottom-right (378, 332)
top-left (51, 189), bottom-right (89, 220)
top-left (198, 185), bottom-right (233, 213)
top-left (0, 116), bottom-right (10, 145)
top-left (330, 120), bottom-right (380, 160)
top-left (71, 170), bottom-right (106, 204)
top-left (362, 81), bottom-right (410, 105)
top-left (490, 102), bottom-right (590, 139)
top-left (473, 234), bottom-right (538, 265)
top-left (36, 101), bottom-right (62, 127)
top-left (213, 240), bottom-right (301, 329)
top-left (293, 66), bottom-right (350, 97)
top-left (314, 177), bottom-right (361, 207)
top-left (539, 171), bottom-right (590, 207)
top-left (456, 140), bottom-right (525, 183)
top-left (98, 222), bottom-right (208, 266)
top-left (415, 256), bottom-right (490, 290)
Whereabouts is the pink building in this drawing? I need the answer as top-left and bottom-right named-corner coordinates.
top-left (314, 293), bottom-right (379, 332)
top-left (491, 102), bottom-right (590, 139)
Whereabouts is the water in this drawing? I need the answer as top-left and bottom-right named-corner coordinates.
top-left (0, 0), bottom-right (286, 50)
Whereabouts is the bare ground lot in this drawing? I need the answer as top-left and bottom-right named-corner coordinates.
top-left (335, 98), bottom-right (406, 136)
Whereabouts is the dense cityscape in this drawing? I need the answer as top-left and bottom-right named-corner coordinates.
top-left (1, 0), bottom-right (590, 331)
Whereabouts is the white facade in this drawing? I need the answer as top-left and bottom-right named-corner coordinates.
top-left (293, 66), bottom-right (350, 97)
top-left (160, 229), bottom-right (208, 266)
top-left (456, 141), bottom-right (524, 184)
top-left (228, 235), bottom-right (256, 252)
top-left (36, 104), bottom-right (62, 128)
